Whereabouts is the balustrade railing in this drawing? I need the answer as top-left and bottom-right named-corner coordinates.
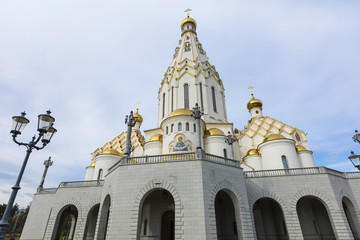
top-left (126, 152), bottom-right (196, 165)
top-left (204, 153), bottom-right (241, 167)
top-left (59, 180), bottom-right (104, 188)
top-left (244, 167), bottom-right (360, 179)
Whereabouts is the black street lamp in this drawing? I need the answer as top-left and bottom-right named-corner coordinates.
top-left (349, 151), bottom-right (360, 170)
top-left (0, 110), bottom-right (56, 239)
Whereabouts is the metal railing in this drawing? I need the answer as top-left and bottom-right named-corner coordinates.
top-left (244, 167), bottom-right (360, 179)
top-left (59, 180), bottom-right (104, 188)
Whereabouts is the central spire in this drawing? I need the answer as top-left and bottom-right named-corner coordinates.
top-left (157, 15), bottom-right (228, 127)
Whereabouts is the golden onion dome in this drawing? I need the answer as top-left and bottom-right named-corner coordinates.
top-left (133, 109), bottom-right (143, 123)
top-left (181, 17), bottom-right (197, 28)
top-left (205, 128), bottom-right (225, 137)
top-left (101, 148), bottom-right (123, 157)
top-left (247, 96), bottom-right (263, 110)
top-left (244, 149), bottom-right (260, 158)
top-left (296, 145), bottom-right (307, 152)
top-left (263, 134), bottom-right (286, 143)
top-left (168, 108), bottom-right (192, 118)
top-left (148, 134), bottom-right (163, 142)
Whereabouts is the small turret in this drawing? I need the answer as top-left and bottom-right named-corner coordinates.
top-left (247, 86), bottom-right (263, 118)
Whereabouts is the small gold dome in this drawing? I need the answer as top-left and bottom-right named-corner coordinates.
top-left (244, 149), bottom-right (260, 157)
top-left (133, 109), bottom-right (143, 123)
top-left (263, 134), bottom-right (285, 143)
top-left (205, 128), bottom-right (225, 137)
top-left (296, 145), bottom-right (307, 152)
top-left (168, 108), bottom-right (192, 118)
top-left (247, 97), bottom-right (263, 110)
top-left (181, 17), bottom-right (197, 28)
top-left (101, 148), bottom-right (123, 157)
top-left (148, 134), bottom-right (163, 142)
top-left (90, 162), bottom-right (96, 167)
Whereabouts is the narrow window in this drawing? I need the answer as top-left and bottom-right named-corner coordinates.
top-left (162, 93), bottom-right (166, 118)
top-left (171, 124), bottom-right (174, 133)
top-left (178, 123), bottom-right (182, 131)
top-left (143, 219), bottom-right (147, 235)
top-left (194, 124), bottom-right (196, 132)
top-left (166, 126), bottom-right (168, 135)
top-left (200, 83), bottom-right (204, 108)
top-left (184, 84), bottom-right (189, 109)
top-left (282, 155), bottom-right (289, 169)
top-left (186, 122), bottom-right (189, 131)
top-left (223, 149), bottom-right (227, 158)
top-left (171, 87), bottom-right (174, 112)
top-left (98, 169), bottom-right (103, 180)
top-left (211, 86), bottom-right (217, 112)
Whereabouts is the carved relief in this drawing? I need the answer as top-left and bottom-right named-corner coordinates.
top-left (169, 134), bottom-right (193, 153)
top-left (184, 42), bottom-right (191, 52)
top-left (173, 46), bottom-right (180, 59)
top-left (197, 43), bottom-right (205, 55)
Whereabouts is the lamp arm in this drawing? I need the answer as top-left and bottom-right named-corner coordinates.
top-left (34, 143), bottom-right (47, 151)
top-left (31, 132), bottom-right (44, 147)
top-left (12, 135), bottom-right (28, 147)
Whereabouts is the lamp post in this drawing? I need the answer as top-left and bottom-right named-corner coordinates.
top-left (349, 151), bottom-right (360, 170)
top-left (225, 131), bottom-right (236, 159)
top-left (123, 111), bottom-right (137, 158)
top-left (0, 110), bottom-right (56, 239)
top-left (37, 156), bottom-right (53, 192)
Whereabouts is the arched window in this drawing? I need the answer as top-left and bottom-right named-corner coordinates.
top-left (166, 126), bottom-right (168, 135)
top-left (186, 123), bottom-right (189, 131)
top-left (98, 169), bottom-right (103, 180)
top-left (200, 83), bottom-right (204, 108)
top-left (178, 123), bottom-right (182, 131)
top-left (162, 93), bottom-right (166, 118)
top-left (281, 155), bottom-right (288, 169)
top-left (171, 124), bottom-right (174, 133)
top-left (184, 84), bottom-right (189, 109)
top-left (211, 86), bottom-right (217, 112)
top-left (194, 124), bottom-right (196, 132)
top-left (223, 149), bottom-right (227, 158)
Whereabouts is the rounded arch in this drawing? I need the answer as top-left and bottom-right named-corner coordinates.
top-left (53, 198), bottom-right (83, 220)
top-left (130, 178), bottom-right (183, 239)
top-left (342, 196), bottom-right (360, 239)
top-left (253, 197), bottom-right (289, 240)
top-left (208, 180), bottom-right (247, 240)
top-left (291, 188), bottom-right (335, 212)
top-left (83, 203), bottom-right (100, 240)
top-left (97, 194), bottom-right (111, 240)
top-left (249, 190), bottom-right (288, 213)
top-left (52, 204), bottom-right (79, 240)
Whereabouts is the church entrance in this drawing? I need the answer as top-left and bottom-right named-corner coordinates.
top-left (342, 197), bottom-right (360, 239)
top-left (215, 190), bottom-right (239, 240)
top-left (297, 196), bottom-right (335, 240)
top-left (83, 204), bottom-right (100, 240)
top-left (53, 205), bottom-right (78, 240)
top-left (161, 210), bottom-right (175, 240)
top-left (253, 198), bottom-right (289, 240)
top-left (138, 189), bottom-right (175, 240)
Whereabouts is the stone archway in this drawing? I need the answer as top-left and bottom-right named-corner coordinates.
top-left (253, 197), bottom-right (289, 240)
top-left (137, 189), bottom-right (175, 240)
top-left (97, 195), bottom-right (111, 240)
top-left (83, 204), bottom-right (100, 240)
top-left (52, 205), bottom-right (78, 240)
top-left (296, 196), bottom-right (335, 239)
top-left (342, 196), bottom-right (360, 239)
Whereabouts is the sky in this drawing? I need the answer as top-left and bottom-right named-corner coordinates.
top-left (0, 0), bottom-right (360, 207)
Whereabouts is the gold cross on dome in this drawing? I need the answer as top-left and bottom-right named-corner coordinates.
top-left (185, 8), bottom-right (192, 17)
top-left (136, 101), bottom-right (141, 111)
top-left (248, 85), bottom-right (254, 98)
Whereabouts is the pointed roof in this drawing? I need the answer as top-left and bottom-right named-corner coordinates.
top-left (159, 16), bottom-right (223, 90)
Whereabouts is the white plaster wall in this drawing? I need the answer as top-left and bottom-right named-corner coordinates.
top-left (249, 107), bottom-right (262, 118)
top-left (144, 141), bottom-right (162, 155)
top-left (259, 139), bottom-right (301, 170)
top-left (204, 135), bottom-right (229, 157)
top-left (85, 166), bottom-right (95, 180)
top-left (243, 155), bottom-right (262, 170)
top-left (94, 155), bottom-right (121, 180)
top-left (298, 151), bottom-right (316, 167)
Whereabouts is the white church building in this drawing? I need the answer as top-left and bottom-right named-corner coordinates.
top-left (22, 15), bottom-right (360, 240)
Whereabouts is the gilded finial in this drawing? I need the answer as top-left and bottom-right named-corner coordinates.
top-left (248, 85), bottom-right (254, 99)
top-left (185, 8), bottom-right (192, 17)
top-left (136, 101), bottom-right (141, 113)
